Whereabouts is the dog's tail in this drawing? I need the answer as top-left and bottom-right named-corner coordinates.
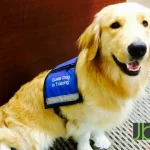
top-left (0, 127), bottom-right (30, 150)
top-left (0, 108), bottom-right (29, 150)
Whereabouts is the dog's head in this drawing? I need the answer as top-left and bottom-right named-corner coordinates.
top-left (78, 2), bottom-right (150, 77)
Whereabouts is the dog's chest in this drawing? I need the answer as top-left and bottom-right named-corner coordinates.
top-left (84, 100), bottom-right (133, 129)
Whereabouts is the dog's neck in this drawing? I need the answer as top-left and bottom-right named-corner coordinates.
top-left (76, 50), bottom-right (148, 111)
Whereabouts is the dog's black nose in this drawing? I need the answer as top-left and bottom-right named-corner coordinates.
top-left (128, 41), bottom-right (147, 59)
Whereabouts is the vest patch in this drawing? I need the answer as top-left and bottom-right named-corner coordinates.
top-left (44, 57), bottom-right (82, 108)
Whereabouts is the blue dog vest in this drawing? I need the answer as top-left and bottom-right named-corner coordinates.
top-left (44, 57), bottom-right (82, 108)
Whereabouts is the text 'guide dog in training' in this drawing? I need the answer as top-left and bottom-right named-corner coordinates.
top-left (0, 2), bottom-right (150, 150)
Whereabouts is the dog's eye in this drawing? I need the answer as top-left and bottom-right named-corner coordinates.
top-left (142, 20), bottom-right (148, 27)
top-left (110, 22), bottom-right (121, 29)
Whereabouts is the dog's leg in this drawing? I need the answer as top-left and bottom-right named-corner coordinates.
top-left (66, 121), bottom-right (93, 150)
top-left (0, 143), bottom-right (11, 150)
top-left (77, 132), bottom-right (93, 150)
top-left (91, 130), bottom-right (111, 149)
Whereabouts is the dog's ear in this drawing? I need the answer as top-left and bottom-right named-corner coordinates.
top-left (77, 22), bottom-right (100, 61)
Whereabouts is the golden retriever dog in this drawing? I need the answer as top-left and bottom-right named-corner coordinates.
top-left (0, 2), bottom-right (150, 150)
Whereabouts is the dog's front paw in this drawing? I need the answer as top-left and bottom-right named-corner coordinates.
top-left (78, 143), bottom-right (93, 150)
top-left (78, 145), bottom-right (93, 150)
top-left (94, 135), bottom-right (111, 149)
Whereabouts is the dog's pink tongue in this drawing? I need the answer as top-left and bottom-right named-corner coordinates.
top-left (127, 61), bottom-right (140, 71)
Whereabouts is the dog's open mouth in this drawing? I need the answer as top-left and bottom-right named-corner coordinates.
top-left (112, 55), bottom-right (141, 76)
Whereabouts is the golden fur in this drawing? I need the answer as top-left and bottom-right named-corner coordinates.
top-left (0, 2), bottom-right (150, 150)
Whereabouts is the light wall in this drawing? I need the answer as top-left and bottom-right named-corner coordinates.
top-left (127, 0), bottom-right (150, 8)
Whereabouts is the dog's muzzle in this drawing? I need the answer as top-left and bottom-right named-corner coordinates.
top-left (112, 55), bottom-right (140, 76)
top-left (112, 41), bottom-right (147, 76)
